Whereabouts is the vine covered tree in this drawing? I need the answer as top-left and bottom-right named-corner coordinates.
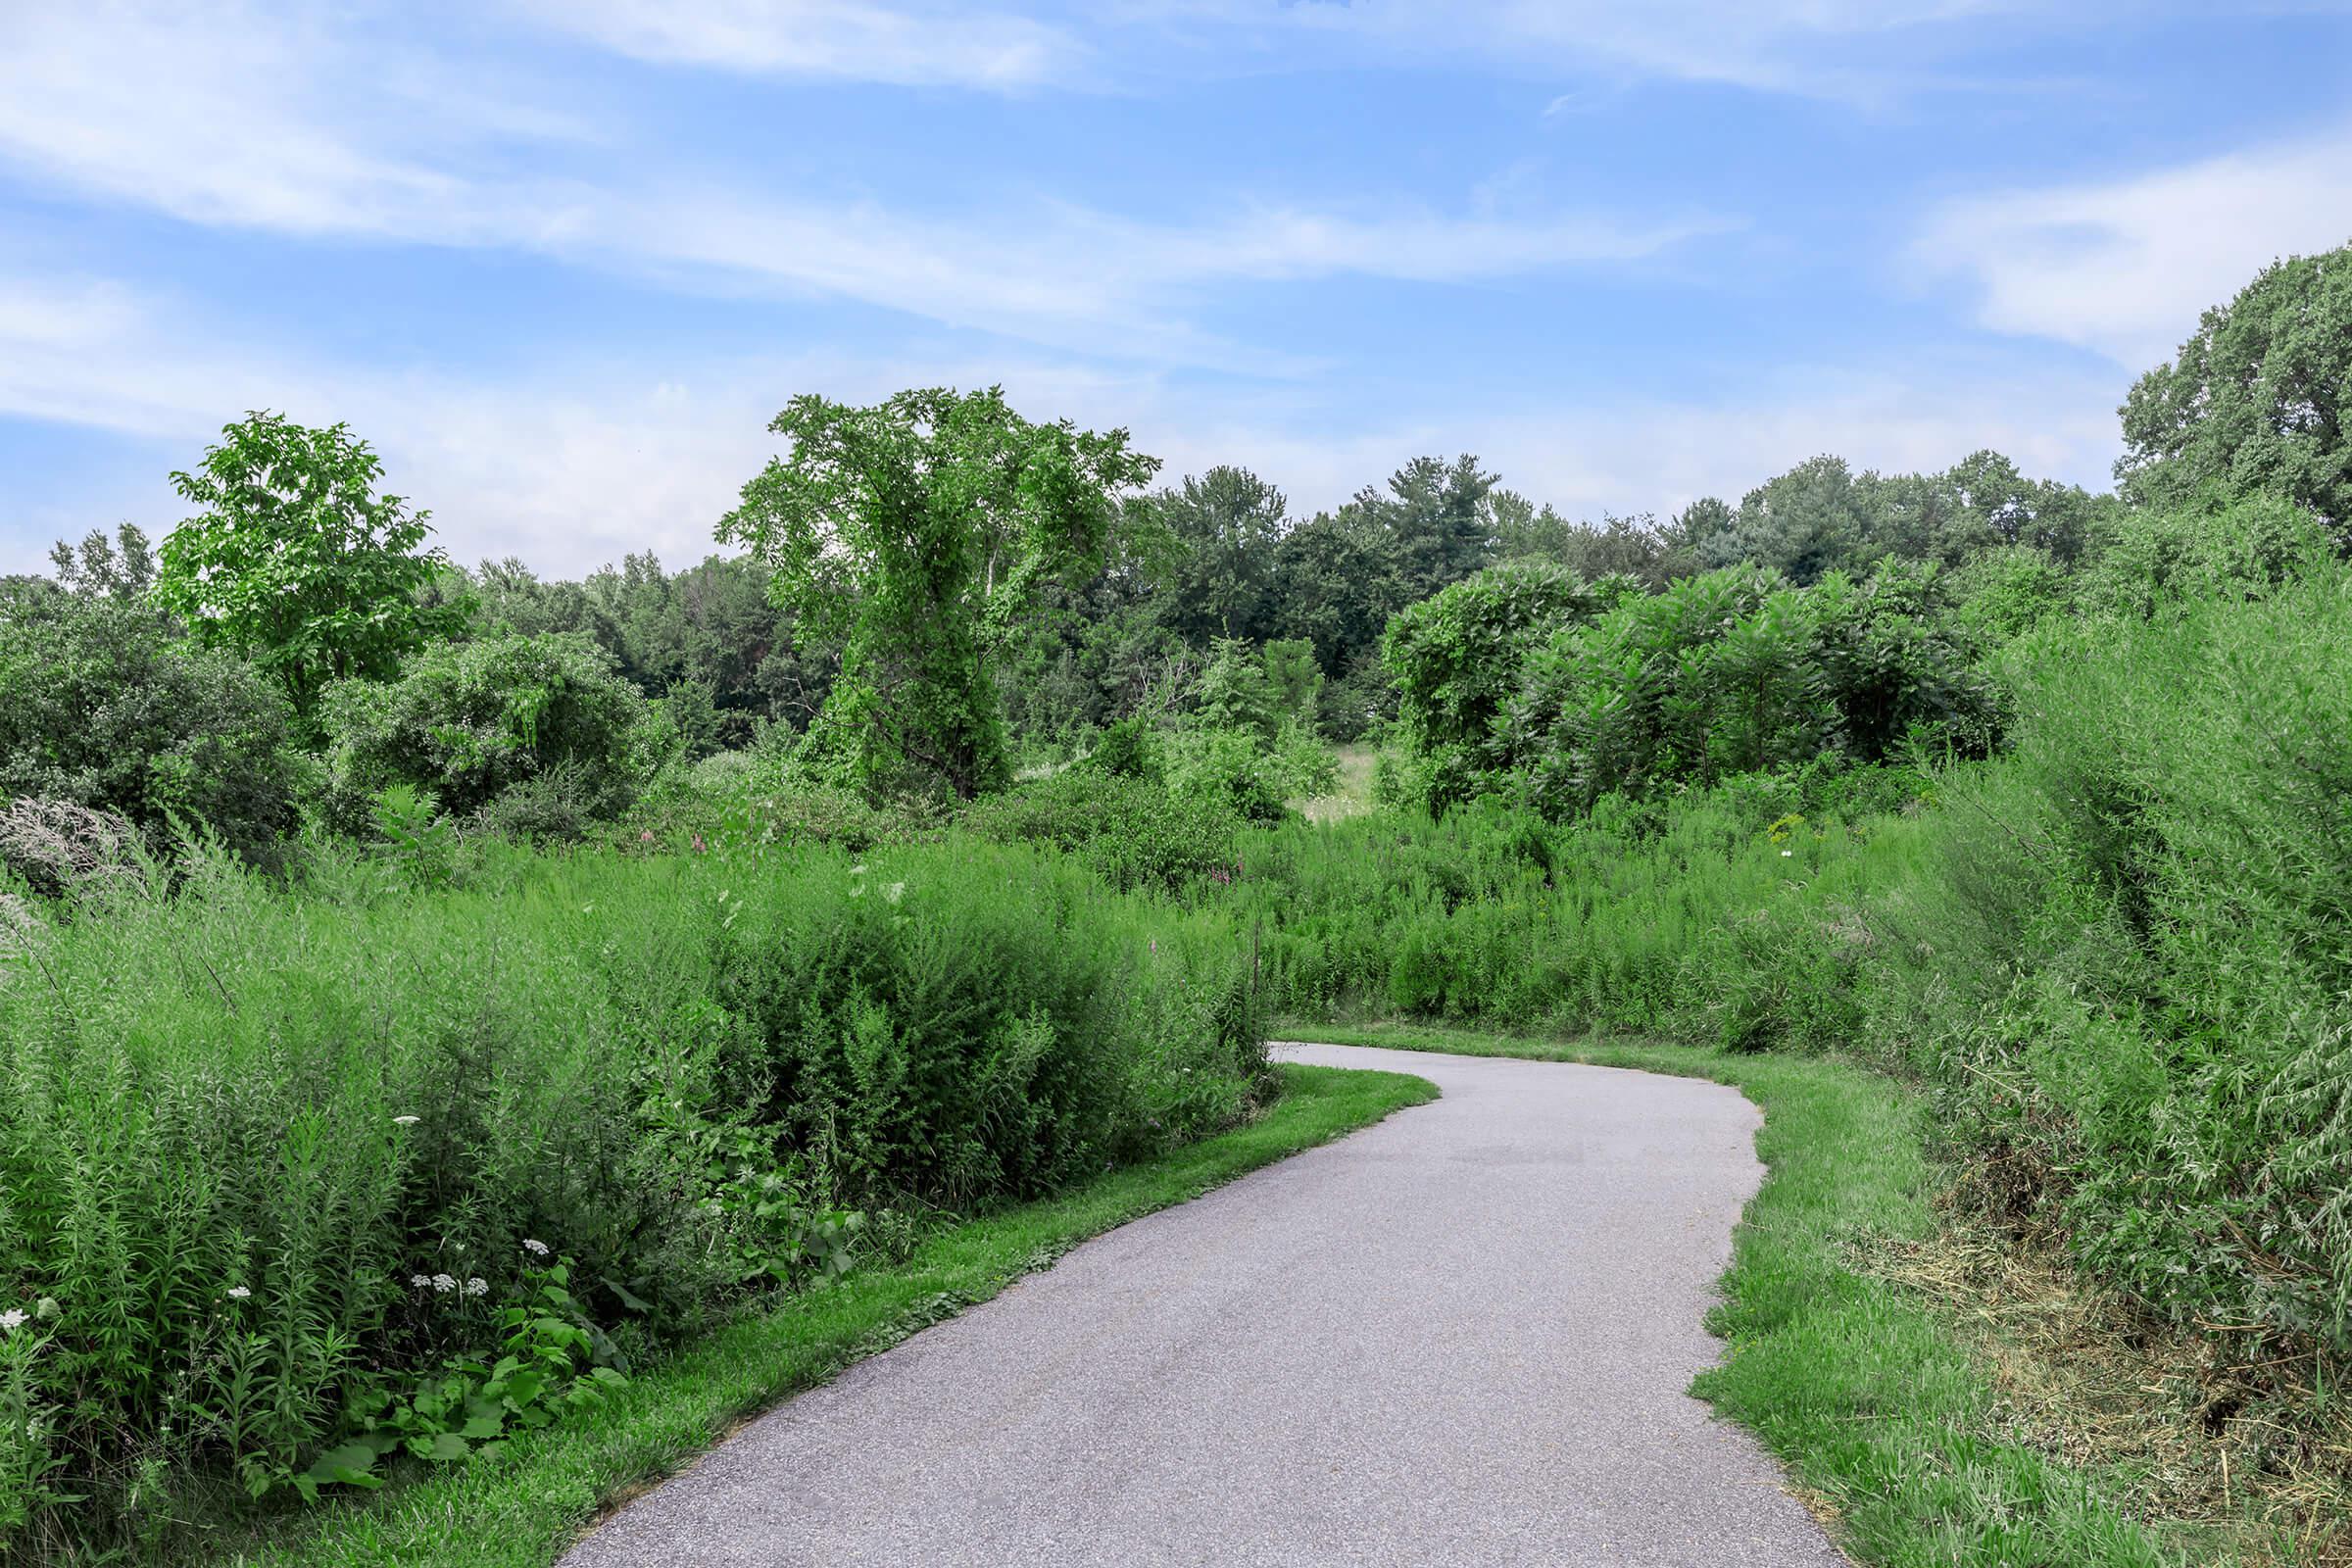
top-left (718, 386), bottom-right (1159, 799)
top-left (154, 412), bottom-right (465, 723)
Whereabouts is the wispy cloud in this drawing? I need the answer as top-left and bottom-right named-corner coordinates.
top-left (0, 267), bottom-right (2122, 580)
top-left (0, 4), bottom-right (1719, 368)
top-left (1917, 122), bottom-right (2352, 368)
top-left (514, 0), bottom-right (1093, 89)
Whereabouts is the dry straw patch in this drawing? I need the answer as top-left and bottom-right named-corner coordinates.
top-left (1863, 1196), bottom-right (2352, 1567)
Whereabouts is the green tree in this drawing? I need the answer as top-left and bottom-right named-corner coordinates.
top-left (717, 387), bottom-right (1159, 799)
top-left (1144, 466), bottom-right (1288, 645)
top-left (155, 413), bottom-right (466, 723)
top-left (2118, 241), bottom-right (2352, 533)
top-left (1346, 453), bottom-right (1496, 598)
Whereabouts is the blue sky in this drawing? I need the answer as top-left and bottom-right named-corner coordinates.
top-left (3, 2), bottom-right (2349, 577)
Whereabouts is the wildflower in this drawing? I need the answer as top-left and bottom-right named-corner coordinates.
top-left (849, 864), bottom-right (867, 876)
top-left (431, 1273), bottom-right (457, 1294)
top-left (465, 1277), bottom-right (488, 1298)
top-left (692, 833), bottom-right (708, 854)
top-left (225, 1286), bottom-right (251, 1300)
top-left (0, 1309), bottom-right (24, 1334)
top-left (1781, 850), bottom-right (1792, 858)
top-left (639, 829), bottom-right (656, 844)
top-left (411, 1274), bottom-right (431, 1289)
top-left (393, 1114), bottom-right (420, 1126)
top-left (883, 881), bottom-right (906, 905)
top-left (522, 1239), bottom-right (551, 1257)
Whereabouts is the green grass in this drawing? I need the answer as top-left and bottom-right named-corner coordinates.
top-left (1277, 1020), bottom-right (2192, 1568)
top-left (209, 1062), bottom-right (1436, 1568)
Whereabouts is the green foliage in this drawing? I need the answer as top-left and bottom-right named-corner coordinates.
top-left (1193, 637), bottom-right (1280, 739)
top-left (319, 632), bottom-right (650, 834)
top-left (1499, 564), bottom-right (1994, 818)
top-left (717, 386), bottom-right (1159, 800)
top-left (1382, 561), bottom-right (1611, 809)
top-left (2076, 490), bottom-right (2336, 620)
top-left (0, 577), bottom-right (300, 867)
top-left (2119, 240), bottom-right (2352, 533)
top-left (0, 831), bottom-right (1267, 1555)
top-left (956, 770), bottom-right (1242, 893)
top-left (1138, 466), bottom-right (1290, 646)
top-left (155, 414), bottom-right (467, 721)
top-left (1260, 638), bottom-right (1322, 725)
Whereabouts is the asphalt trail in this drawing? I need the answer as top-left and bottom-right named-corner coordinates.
top-left (564, 1042), bottom-right (1847, 1567)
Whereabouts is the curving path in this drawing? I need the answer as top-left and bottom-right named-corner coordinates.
top-left (564, 1043), bottom-right (1847, 1567)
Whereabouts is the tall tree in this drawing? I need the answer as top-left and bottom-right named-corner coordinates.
top-left (1345, 454), bottom-right (1497, 598)
top-left (154, 413), bottom-right (465, 722)
top-left (1142, 466), bottom-right (1289, 645)
top-left (2118, 241), bottom-right (2352, 533)
top-left (717, 386), bottom-right (1158, 799)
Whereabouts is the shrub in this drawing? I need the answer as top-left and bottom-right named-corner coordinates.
top-left (0, 582), bottom-right (300, 867)
top-left (319, 632), bottom-right (649, 834)
top-left (957, 770), bottom-right (1241, 892)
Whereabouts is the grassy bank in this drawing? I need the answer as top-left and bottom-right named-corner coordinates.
top-left (211, 1062), bottom-right (1435, 1567)
top-left (1280, 1021), bottom-right (2236, 1568)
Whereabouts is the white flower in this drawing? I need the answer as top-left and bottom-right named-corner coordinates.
top-left (521, 1238), bottom-right (551, 1257)
top-left (392, 1115), bottom-right (420, 1126)
top-left (1781, 850), bottom-right (1793, 858)
top-left (0, 1309), bottom-right (24, 1333)
top-left (883, 882), bottom-right (906, 905)
top-left (225, 1286), bottom-right (251, 1300)
top-left (410, 1274), bottom-right (431, 1289)
top-left (430, 1273), bottom-right (457, 1294)
top-left (465, 1277), bottom-right (488, 1298)
top-left (848, 864), bottom-right (867, 876)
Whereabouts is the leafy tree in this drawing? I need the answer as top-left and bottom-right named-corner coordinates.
top-left (1266, 508), bottom-right (1409, 676)
top-left (1261, 638), bottom-right (1323, 725)
top-left (2118, 241), bottom-right (2352, 534)
top-left (0, 575), bottom-right (299, 865)
top-left (1344, 453), bottom-right (1496, 599)
top-left (155, 413), bottom-right (466, 722)
top-left (1194, 638), bottom-right (1280, 739)
top-left (717, 387), bottom-right (1158, 799)
top-left (1143, 466), bottom-right (1289, 645)
top-left (48, 523), bottom-right (157, 598)
top-left (1383, 562), bottom-right (1611, 808)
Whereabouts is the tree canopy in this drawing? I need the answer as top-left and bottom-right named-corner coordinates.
top-left (2118, 240), bottom-right (2351, 535)
top-left (154, 412), bottom-right (466, 723)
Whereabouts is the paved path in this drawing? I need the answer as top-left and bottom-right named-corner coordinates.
top-left (564, 1043), bottom-right (1847, 1567)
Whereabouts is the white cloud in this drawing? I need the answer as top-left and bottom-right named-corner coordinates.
top-left (0, 269), bottom-right (2125, 579)
top-left (0, 4), bottom-right (1717, 368)
top-left (1918, 122), bottom-right (2352, 369)
top-left (1100, 0), bottom-right (2068, 103)
top-left (518, 0), bottom-right (1091, 89)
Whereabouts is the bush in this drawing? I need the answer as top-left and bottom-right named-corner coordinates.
top-left (0, 582), bottom-right (300, 867)
top-left (319, 632), bottom-right (649, 834)
top-left (958, 770), bottom-right (1242, 892)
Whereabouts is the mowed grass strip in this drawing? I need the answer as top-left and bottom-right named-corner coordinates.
top-left (1278, 1022), bottom-right (2190, 1568)
top-left (216, 1063), bottom-right (1438, 1568)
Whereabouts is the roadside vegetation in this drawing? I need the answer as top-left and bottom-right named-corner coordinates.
top-left (1, 242), bottom-right (2347, 1564)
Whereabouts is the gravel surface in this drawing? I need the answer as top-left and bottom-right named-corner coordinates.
top-left (563, 1042), bottom-right (1848, 1567)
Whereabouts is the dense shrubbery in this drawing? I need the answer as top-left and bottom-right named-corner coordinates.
top-left (318, 632), bottom-right (650, 836)
top-left (0, 581), bottom-right (303, 873)
top-left (956, 770), bottom-right (1243, 892)
top-left (0, 828), bottom-right (1267, 1553)
top-left (1383, 559), bottom-right (1995, 818)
